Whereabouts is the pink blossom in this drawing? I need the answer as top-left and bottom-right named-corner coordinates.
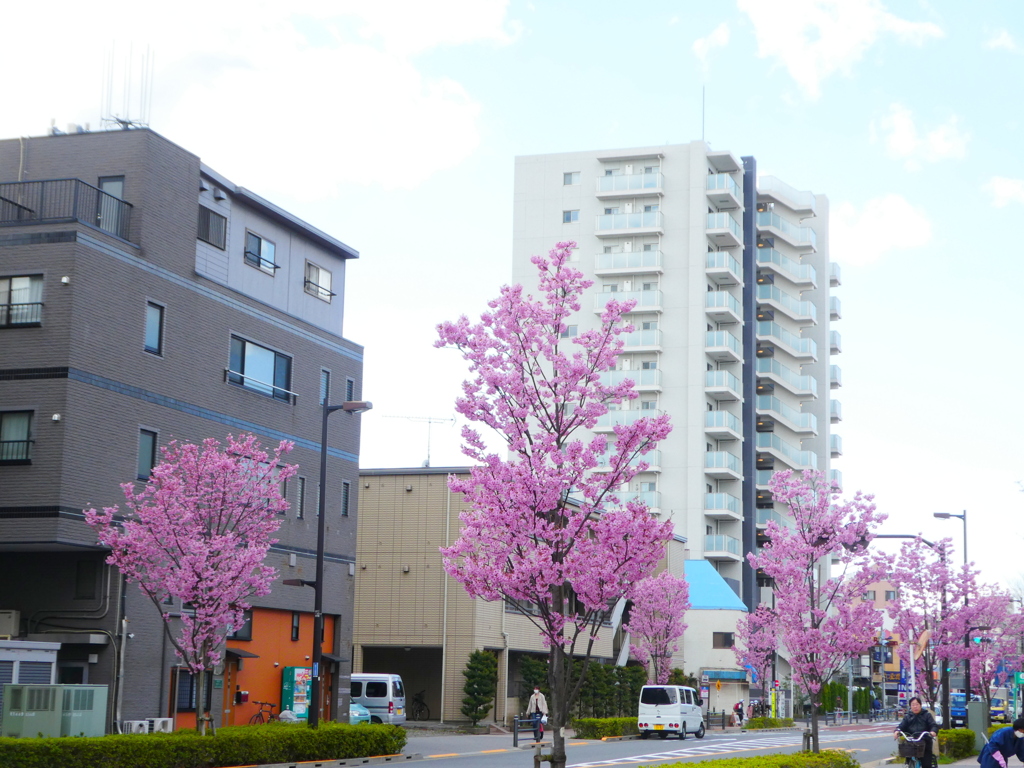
top-left (624, 572), bottom-right (689, 685)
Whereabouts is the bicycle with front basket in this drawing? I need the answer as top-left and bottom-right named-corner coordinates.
top-left (896, 730), bottom-right (931, 768)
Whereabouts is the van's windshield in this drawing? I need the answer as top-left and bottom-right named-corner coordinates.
top-left (641, 687), bottom-right (677, 705)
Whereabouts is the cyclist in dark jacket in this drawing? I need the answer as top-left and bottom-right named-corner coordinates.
top-left (894, 697), bottom-right (938, 768)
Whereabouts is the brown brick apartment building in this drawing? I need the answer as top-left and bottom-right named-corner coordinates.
top-left (0, 128), bottom-right (364, 730)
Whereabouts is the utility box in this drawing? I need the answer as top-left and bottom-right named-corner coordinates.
top-left (967, 701), bottom-right (988, 752)
top-left (2, 684), bottom-right (108, 737)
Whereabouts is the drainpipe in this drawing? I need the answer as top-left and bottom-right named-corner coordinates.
top-left (116, 617), bottom-right (129, 728)
top-left (440, 482), bottom-right (452, 723)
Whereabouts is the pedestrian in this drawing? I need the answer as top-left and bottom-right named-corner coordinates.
top-left (978, 717), bottom-right (1024, 768)
top-left (733, 700), bottom-right (744, 726)
top-left (526, 686), bottom-right (548, 742)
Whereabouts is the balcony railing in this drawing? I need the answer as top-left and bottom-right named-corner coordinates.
top-left (830, 399), bottom-right (842, 422)
top-left (596, 250), bottom-right (662, 271)
top-left (756, 395), bottom-right (817, 432)
top-left (830, 330), bottom-right (842, 354)
top-left (706, 330), bottom-right (742, 358)
top-left (755, 248), bottom-right (816, 285)
top-left (705, 451), bottom-right (741, 474)
top-left (600, 369), bottom-right (662, 388)
top-left (616, 489), bottom-right (661, 509)
top-left (705, 493), bottom-right (741, 517)
top-left (597, 172), bottom-right (663, 194)
top-left (830, 262), bottom-right (841, 286)
top-left (0, 440), bottom-right (33, 463)
top-left (756, 358), bottom-right (817, 397)
top-left (622, 328), bottom-right (662, 348)
top-left (705, 370), bottom-right (742, 398)
top-left (830, 295), bottom-right (842, 320)
top-left (0, 179), bottom-right (133, 241)
top-left (0, 302), bottom-right (43, 327)
top-left (705, 410), bottom-right (741, 434)
top-left (705, 534), bottom-right (741, 556)
top-left (756, 321), bottom-right (817, 358)
top-left (705, 251), bottom-right (743, 284)
top-left (757, 508), bottom-right (789, 528)
top-left (594, 289), bottom-right (662, 313)
top-left (594, 409), bottom-right (662, 430)
top-left (830, 468), bottom-right (843, 491)
top-left (707, 173), bottom-right (742, 197)
top-left (596, 211), bottom-right (664, 231)
top-left (756, 432), bottom-right (817, 469)
top-left (705, 290), bottom-right (743, 320)
top-left (707, 212), bottom-right (742, 239)
top-left (597, 450), bottom-right (661, 471)
top-left (830, 364), bottom-right (842, 388)
top-left (831, 433), bottom-right (843, 457)
top-left (758, 176), bottom-right (817, 214)
top-left (756, 285), bottom-right (817, 323)
top-left (756, 210), bottom-right (816, 248)
top-left (756, 469), bottom-right (774, 486)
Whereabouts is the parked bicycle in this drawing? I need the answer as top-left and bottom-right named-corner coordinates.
top-left (409, 690), bottom-right (430, 721)
top-left (248, 700), bottom-right (279, 725)
top-left (896, 730), bottom-right (930, 768)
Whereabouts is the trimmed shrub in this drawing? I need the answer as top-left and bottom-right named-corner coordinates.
top-left (461, 649), bottom-right (498, 725)
top-left (0, 721), bottom-right (406, 768)
top-left (989, 723), bottom-right (1012, 738)
top-left (937, 728), bottom-right (975, 760)
top-left (652, 751), bottom-right (859, 768)
top-left (744, 717), bottom-right (795, 729)
top-left (571, 717), bottom-right (639, 739)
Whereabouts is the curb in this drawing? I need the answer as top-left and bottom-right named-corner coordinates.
top-left (257, 755), bottom-right (423, 767)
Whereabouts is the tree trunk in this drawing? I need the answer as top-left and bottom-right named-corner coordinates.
top-left (196, 667), bottom-right (206, 734)
top-left (809, 690), bottom-right (820, 752)
top-left (549, 643), bottom-right (567, 768)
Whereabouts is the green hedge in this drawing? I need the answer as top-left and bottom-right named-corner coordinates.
top-left (0, 722), bottom-right (406, 768)
top-left (571, 717), bottom-right (639, 738)
top-left (744, 717), bottom-right (795, 729)
top-left (650, 750), bottom-right (859, 768)
top-left (937, 728), bottom-right (975, 760)
top-left (990, 724), bottom-right (1012, 738)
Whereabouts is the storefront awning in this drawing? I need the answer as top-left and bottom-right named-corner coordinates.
top-left (225, 648), bottom-right (260, 659)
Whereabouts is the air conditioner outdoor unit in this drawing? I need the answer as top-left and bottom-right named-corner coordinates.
top-left (148, 717), bottom-right (173, 733)
top-left (0, 610), bottom-right (20, 637)
top-left (123, 720), bottom-right (148, 734)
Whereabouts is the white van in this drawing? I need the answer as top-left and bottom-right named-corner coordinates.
top-left (350, 673), bottom-right (407, 724)
top-left (637, 685), bottom-right (705, 740)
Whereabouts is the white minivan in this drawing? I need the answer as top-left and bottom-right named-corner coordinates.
top-left (350, 673), bottom-right (407, 724)
top-left (637, 685), bottom-right (705, 740)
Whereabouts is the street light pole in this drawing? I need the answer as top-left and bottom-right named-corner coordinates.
top-left (286, 398), bottom-right (372, 728)
top-left (934, 512), bottom-right (968, 714)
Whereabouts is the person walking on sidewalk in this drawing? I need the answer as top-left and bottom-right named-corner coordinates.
top-left (527, 687), bottom-right (548, 742)
top-left (978, 717), bottom-right (1024, 768)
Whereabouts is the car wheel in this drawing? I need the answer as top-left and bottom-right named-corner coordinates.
top-left (695, 723), bottom-right (706, 739)
top-left (371, 716), bottom-right (382, 724)
top-left (679, 728), bottom-right (686, 740)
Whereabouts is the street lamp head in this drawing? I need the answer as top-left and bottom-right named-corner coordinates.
top-left (933, 513), bottom-right (951, 519)
top-left (341, 400), bottom-right (373, 414)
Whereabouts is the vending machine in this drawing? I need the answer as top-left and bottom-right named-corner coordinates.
top-left (281, 666), bottom-right (312, 720)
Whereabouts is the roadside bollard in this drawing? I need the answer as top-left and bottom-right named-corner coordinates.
top-left (802, 728), bottom-right (812, 751)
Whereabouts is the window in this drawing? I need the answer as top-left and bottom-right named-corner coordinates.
top-left (885, 590), bottom-right (897, 601)
top-left (642, 282), bottom-right (658, 291)
top-left (341, 481), bottom-right (350, 517)
top-left (641, 400), bottom-right (658, 410)
top-left (642, 321), bottom-right (658, 330)
top-left (244, 231), bottom-right (277, 273)
top-left (304, 261), bottom-right (334, 301)
top-left (712, 632), bottom-right (735, 649)
top-left (346, 377), bottom-right (355, 402)
top-left (641, 361), bottom-right (657, 370)
top-left (643, 243), bottom-right (657, 251)
top-left (175, 668), bottom-right (213, 712)
top-left (291, 612), bottom-right (300, 641)
top-left (0, 411), bottom-right (32, 464)
top-left (228, 609), bottom-right (253, 641)
top-left (604, 207), bottom-right (619, 215)
top-left (97, 176), bottom-right (125, 236)
top-left (366, 682), bottom-right (388, 698)
top-left (137, 429), bottom-right (157, 480)
top-left (639, 481), bottom-right (657, 492)
top-left (144, 302), bottom-right (164, 355)
top-left (197, 206), bottom-right (227, 249)
top-left (640, 687), bottom-right (676, 705)
top-left (74, 560), bottom-right (98, 600)
top-left (644, 166), bottom-right (658, 174)
top-left (644, 204), bottom-right (659, 212)
top-left (562, 210), bottom-right (579, 223)
top-left (560, 325), bottom-right (578, 339)
top-left (0, 275), bottom-right (43, 327)
top-left (228, 336), bottom-right (293, 402)
top-left (320, 370), bottom-right (331, 405)
top-left (563, 172), bottom-right (580, 185)
top-left (297, 477), bottom-right (306, 519)
top-left (602, 284), bottom-right (618, 293)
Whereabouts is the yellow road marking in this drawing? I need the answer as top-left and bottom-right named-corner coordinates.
top-left (481, 749), bottom-right (509, 753)
top-left (428, 753), bottom-right (460, 758)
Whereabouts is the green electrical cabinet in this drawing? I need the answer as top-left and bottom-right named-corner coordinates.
top-left (2, 684), bottom-right (108, 737)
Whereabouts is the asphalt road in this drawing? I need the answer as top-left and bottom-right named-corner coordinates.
top-left (404, 721), bottom-right (902, 767)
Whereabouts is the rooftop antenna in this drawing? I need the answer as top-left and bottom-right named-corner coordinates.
top-left (702, 85), bottom-right (706, 143)
top-left (384, 415), bottom-right (455, 468)
top-left (101, 42), bottom-right (154, 131)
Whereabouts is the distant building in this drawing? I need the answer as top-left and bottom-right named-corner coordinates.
top-left (0, 128), bottom-right (363, 729)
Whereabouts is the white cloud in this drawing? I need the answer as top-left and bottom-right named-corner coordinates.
top-left (984, 29), bottom-right (1017, 51)
top-left (830, 195), bottom-right (932, 266)
top-left (983, 177), bottom-right (1024, 208)
top-left (870, 103), bottom-right (969, 170)
top-left (693, 23), bottom-right (730, 71)
top-left (737, 0), bottom-right (943, 99)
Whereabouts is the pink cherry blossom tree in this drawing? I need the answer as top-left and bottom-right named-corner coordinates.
top-left (436, 242), bottom-right (673, 768)
top-left (624, 572), bottom-right (690, 685)
top-left (85, 433), bottom-right (295, 732)
top-left (750, 469), bottom-right (886, 751)
top-left (958, 584), bottom-right (1024, 714)
top-left (734, 604), bottom-right (778, 710)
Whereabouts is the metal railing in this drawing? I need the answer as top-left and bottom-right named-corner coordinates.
top-left (0, 302), bottom-right (43, 327)
top-left (0, 179), bottom-right (133, 240)
top-left (0, 440), bottom-right (33, 463)
top-left (224, 369), bottom-right (298, 404)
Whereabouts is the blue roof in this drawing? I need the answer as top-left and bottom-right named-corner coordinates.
top-left (682, 560), bottom-right (748, 611)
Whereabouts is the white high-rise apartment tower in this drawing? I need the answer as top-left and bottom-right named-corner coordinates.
top-left (512, 143), bottom-right (842, 619)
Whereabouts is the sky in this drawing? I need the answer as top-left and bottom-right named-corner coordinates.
top-left (5, 0), bottom-right (1023, 586)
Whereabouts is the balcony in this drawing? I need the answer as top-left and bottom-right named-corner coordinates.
top-left (755, 248), bottom-right (816, 286)
top-left (756, 507), bottom-right (789, 529)
top-left (706, 212), bottom-right (743, 248)
top-left (756, 285), bottom-right (816, 325)
top-left (830, 468), bottom-right (843, 492)
top-left (594, 408), bottom-right (662, 433)
top-left (756, 469), bottom-right (774, 488)
top-left (596, 450), bottom-right (662, 474)
top-left (596, 172), bottom-right (664, 198)
top-left (705, 451), bottom-right (742, 480)
top-left (830, 364), bottom-right (842, 389)
top-left (0, 301), bottom-right (43, 328)
top-left (594, 289), bottom-right (662, 314)
top-left (758, 176), bottom-right (816, 216)
top-left (830, 330), bottom-right (841, 354)
top-left (595, 249), bottom-right (663, 275)
top-left (621, 328), bottom-right (662, 351)
top-left (0, 439), bottom-right (33, 464)
top-left (623, 490), bottom-right (662, 511)
top-left (704, 534), bottom-right (743, 562)
top-left (756, 358), bottom-right (817, 398)
top-left (706, 173), bottom-right (743, 210)
top-left (830, 296), bottom-right (842, 320)
top-left (756, 432), bottom-right (817, 470)
top-left (600, 369), bottom-right (662, 392)
top-left (756, 395), bottom-right (817, 434)
top-left (830, 399), bottom-right (842, 423)
top-left (756, 210), bottom-right (816, 250)
top-left (756, 321), bottom-right (817, 360)
top-left (831, 433), bottom-right (843, 458)
top-left (705, 493), bottom-right (742, 522)
top-left (705, 410), bottom-right (742, 441)
top-left (830, 262), bottom-right (841, 287)
top-left (705, 290), bottom-right (743, 324)
top-left (596, 210), bottom-right (664, 237)
top-left (705, 251), bottom-right (743, 287)
top-left (0, 178), bottom-right (133, 241)
top-left (705, 370), bottom-right (742, 402)
top-left (705, 330), bottom-right (742, 363)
